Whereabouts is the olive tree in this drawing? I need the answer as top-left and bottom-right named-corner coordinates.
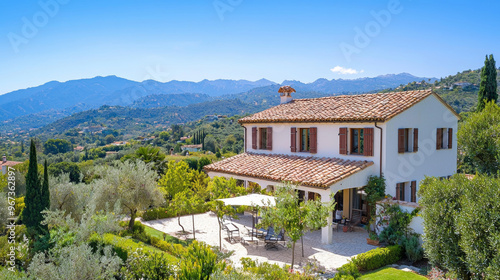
top-left (207, 176), bottom-right (246, 250)
top-left (260, 183), bottom-right (335, 269)
top-left (49, 173), bottom-right (93, 221)
top-left (92, 160), bottom-right (164, 230)
top-left (458, 101), bottom-right (500, 175)
top-left (28, 243), bottom-right (122, 280)
top-left (419, 174), bottom-right (500, 279)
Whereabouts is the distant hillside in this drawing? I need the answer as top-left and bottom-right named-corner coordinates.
top-left (0, 76), bottom-right (138, 121)
top-left (33, 99), bottom-right (264, 140)
top-left (380, 69), bottom-right (500, 113)
top-left (0, 77), bottom-right (276, 121)
top-left (131, 93), bottom-right (212, 108)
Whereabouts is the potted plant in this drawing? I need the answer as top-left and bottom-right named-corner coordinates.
top-left (367, 231), bottom-right (380, 246)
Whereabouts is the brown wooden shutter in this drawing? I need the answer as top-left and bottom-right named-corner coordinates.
top-left (364, 128), bottom-right (374, 156)
top-left (396, 183), bottom-right (401, 200)
top-left (448, 128), bottom-right (453, 149)
top-left (252, 127), bottom-right (257, 149)
top-left (410, 181), bottom-right (417, 202)
top-left (398, 128), bottom-right (405, 153)
top-left (436, 128), bottom-right (442, 150)
top-left (413, 128), bottom-right (419, 152)
top-left (290, 128), bottom-right (297, 152)
top-left (266, 127), bottom-right (273, 150)
top-left (339, 127), bottom-right (348, 155)
top-left (309, 127), bottom-right (317, 153)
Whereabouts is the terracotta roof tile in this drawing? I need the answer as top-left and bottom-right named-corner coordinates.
top-left (239, 90), bottom-right (457, 123)
top-left (204, 153), bottom-right (374, 188)
top-left (1, 161), bottom-right (23, 167)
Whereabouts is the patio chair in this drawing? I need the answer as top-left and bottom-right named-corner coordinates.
top-left (346, 209), bottom-right (362, 232)
top-left (264, 227), bottom-right (285, 250)
top-left (241, 226), bottom-right (258, 245)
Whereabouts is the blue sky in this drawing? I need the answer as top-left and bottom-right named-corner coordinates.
top-left (0, 0), bottom-right (499, 94)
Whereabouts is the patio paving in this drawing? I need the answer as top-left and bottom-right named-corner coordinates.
top-left (141, 212), bottom-right (377, 272)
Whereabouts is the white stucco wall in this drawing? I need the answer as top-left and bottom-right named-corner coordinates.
top-left (383, 94), bottom-right (459, 200)
top-left (243, 122), bottom-right (384, 170)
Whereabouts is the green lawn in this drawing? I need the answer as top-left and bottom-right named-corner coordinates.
top-left (359, 267), bottom-right (427, 280)
top-left (143, 224), bottom-right (191, 246)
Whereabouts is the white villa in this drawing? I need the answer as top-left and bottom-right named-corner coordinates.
top-left (204, 87), bottom-right (459, 244)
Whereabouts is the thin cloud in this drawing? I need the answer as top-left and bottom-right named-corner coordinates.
top-left (330, 66), bottom-right (364, 75)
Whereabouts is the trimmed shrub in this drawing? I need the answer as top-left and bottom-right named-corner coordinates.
top-left (142, 207), bottom-right (177, 221)
top-left (332, 262), bottom-right (360, 280)
top-left (351, 245), bottom-right (403, 271)
top-left (241, 257), bottom-right (317, 280)
top-left (178, 241), bottom-right (226, 280)
top-left (120, 250), bottom-right (176, 280)
top-left (150, 236), bottom-right (188, 257)
top-left (403, 236), bottom-right (424, 262)
top-left (88, 233), bottom-right (167, 262)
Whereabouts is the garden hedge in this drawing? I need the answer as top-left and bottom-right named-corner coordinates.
top-left (351, 245), bottom-right (403, 271)
top-left (88, 233), bottom-right (175, 262)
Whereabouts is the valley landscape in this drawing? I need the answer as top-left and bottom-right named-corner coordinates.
top-left (1, 1), bottom-right (499, 280)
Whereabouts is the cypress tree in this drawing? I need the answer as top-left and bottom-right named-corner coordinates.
top-left (201, 130), bottom-right (205, 151)
top-left (487, 54), bottom-right (498, 103)
top-left (41, 160), bottom-right (50, 214)
top-left (22, 139), bottom-right (42, 236)
top-left (478, 54), bottom-right (498, 111)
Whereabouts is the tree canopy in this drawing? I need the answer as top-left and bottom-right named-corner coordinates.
top-left (419, 174), bottom-right (500, 279)
top-left (477, 54), bottom-right (498, 111)
top-left (91, 160), bottom-right (164, 230)
top-left (458, 101), bottom-right (500, 175)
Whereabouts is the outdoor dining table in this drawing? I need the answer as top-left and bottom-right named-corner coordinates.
top-left (226, 223), bottom-right (240, 243)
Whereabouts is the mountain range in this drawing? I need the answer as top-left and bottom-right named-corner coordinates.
top-left (0, 73), bottom-right (435, 122)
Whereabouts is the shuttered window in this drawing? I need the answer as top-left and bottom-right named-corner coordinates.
top-left (363, 128), bottom-right (374, 156)
top-left (410, 181), bottom-right (417, 203)
top-left (448, 128), bottom-right (453, 149)
top-left (252, 127), bottom-right (257, 149)
top-left (398, 128), bottom-right (418, 153)
top-left (413, 128), bottom-right (419, 152)
top-left (396, 183), bottom-right (405, 201)
top-left (436, 128), bottom-right (443, 150)
top-left (436, 128), bottom-right (453, 150)
top-left (398, 129), bottom-right (405, 153)
top-left (291, 128), bottom-right (297, 152)
top-left (266, 127), bottom-right (273, 150)
top-left (339, 127), bottom-right (348, 155)
top-left (309, 127), bottom-right (317, 153)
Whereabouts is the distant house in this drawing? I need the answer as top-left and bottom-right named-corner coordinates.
top-left (204, 87), bottom-right (459, 244)
top-left (112, 141), bottom-right (128, 146)
top-left (181, 144), bottom-right (202, 152)
top-left (452, 82), bottom-right (472, 87)
top-left (180, 136), bottom-right (189, 142)
top-left (1, 156), bottom-right (22, 175)
top-left (105, 151), bottom-right (119, 158)
top-left (74, 146), bottom-right (85, 151)
top-left (205, 115), bottom-right (228, 122)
